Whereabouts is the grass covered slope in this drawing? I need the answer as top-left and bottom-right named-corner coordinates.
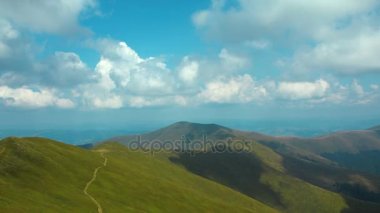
top-left (0, 137), bottom-right (276, 212)
top-left (108, 121), bottom-right (240, 144)
top-left (89, 142), bottom-right (276, 212)
top-left (2, 134), bottom-right (379, 212)
top-left (0, 137), bottom-right (104, 212)
top-left (170, 141), bottom-right (351, 213)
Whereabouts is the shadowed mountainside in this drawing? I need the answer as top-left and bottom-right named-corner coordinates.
top-left (110, 122), bottom-right (380, 154)
top-left (109, 121), bottom-right (380, 210)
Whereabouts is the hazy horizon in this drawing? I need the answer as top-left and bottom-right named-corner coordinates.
top-left (2, 118), bottom-right (380, 145)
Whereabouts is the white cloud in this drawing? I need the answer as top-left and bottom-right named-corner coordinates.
top-left (194, 0), bottom-right (380, 75)
top-left (127, 95), bottom-right (189, 108)
top-left (177, 49), bottom-right (250, 87)
top-left (312, 80), bottom-right (379, 105)
top-left (277, 79), bottom-right (330, 100)
top-left (0, 42), bottom-right (10, 59)
top-left (178, 57), bottom-right (199, 84)
top-left (0, 86), bottom-right (74, 108)
top-left (75, 39), bottom-right (177, 109)
top-left (0, 21), bottom-right (41, 87)
top-left (0, 0), bottom-right (96, 35)
top-left (347, 80), bottom-right (379, 105)
top-left (128, 96), bottom-right (154, 108)
top-left (93, 57), bottom-right (117, 91)
top-left (351, 80), bottom-right (364, 96)
top-left (127, 96), bottom-right (167, 108)
top-left (198, 74), bottom-right (267, 103)
top-left (218, 48), bottom-right (249, 71)
top-left (193, 0), bottom-right (378, 42)
top-left (80, 42), bottom-right (258, 108)
top-left (244, 39), bottom-right (270, 49)
top-left (292, 30), bottom-right (380, 74)
top-left (371, 84), bottom-right (379, 90)
top-left (0, 19), bottom-right (19, 58)
top-left (62, 39), bottom-right (380, 108)
top-left (41, 52), bottom-right (91, 88)
top-left (0, 19), bottom-right (18, 40)
top-left (55, 99), bottom-right (76, 109)
top-left (1, 1), bottom-right (378, 110)
top-left (92, 39), bottom-right (174, 95)
top-left (92, 95), bottom-right (123, 109)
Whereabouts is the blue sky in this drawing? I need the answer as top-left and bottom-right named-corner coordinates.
top-left (0, 0), bottom-right (380, 132)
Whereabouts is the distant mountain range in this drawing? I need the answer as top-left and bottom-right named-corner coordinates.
top-left (1, 122), bottom-right (380, 212)
top-left (110, 121), bottom-right (380, 170)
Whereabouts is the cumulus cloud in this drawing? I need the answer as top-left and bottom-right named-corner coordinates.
top-left (178, 57), bottom-right (199, 84)
top-left (0, 0), bottom-right (96, 35)
top-left (0, 19), bottom-right (19, 58)
top-left (177, 49), bottom-right (251, 88)
top-left (351, 79), bottom-right (365, 96)
top-left (371, 84), bottom-right (379, 90)
top-left (91, 95), bottom-right (123, 109)
top-left (92, 39), bottom-right (174, 95)
top-left (218, 48), bottom-right (249, 71)
top-left (194, 0), bottom-right (380, 75)
top-left (0, 86), bottom-right (74, 108)
top-left (0, 0), bottom-right (379, 111)
top-left (127, 95), bottom-right (188, 108)
top-left (79, 42), bottom-right (257, 108)
top-left (292, 30), bottom-right (380, 74)
top-left (0, 19), bottom-right (36, 77)
top-left (244, 39), bottom-right (271, 49)
top-left (0, 21), bottom-right (93, 89)
top-left (347, 80), bottom-right (379, 105)
top-left (193, 0), bottom-right (378, 42)
top-left (277, 79), bottom-right (330, 100)
top-left (75, 39), bottom-right (177, 109)
top-left (197, 74), bottom-right (267, 103)
top-left (0, 49), bottom-right (91, 89)
top-left (41, 52), bottom-right (92, 88)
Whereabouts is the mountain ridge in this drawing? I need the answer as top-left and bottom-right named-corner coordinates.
top-left (105, 121), bottom-right (380, 206)
top-left (108, 121), bottom-right (380, 154)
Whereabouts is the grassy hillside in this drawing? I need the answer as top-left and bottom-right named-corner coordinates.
top-left (0, 137), bottom-right (103, 212)
top-left (322, 151), bottom-right (380, 175)
top-left (0, 137), bottom-right (276, 212)
top-left (170, 141), bottom-right (352, 213)
top-left (109, 121), bottom-right (380, 212)
top-left (90, 142), bottom-right (276, 212)
top-left (281, 130), bottom-right (380, 154)
top-left (258, 129), bottom-right (380, 176)
top-left (93, 141), bottom-right (380, 212)
top-left (3, 120), bottom-right (380, 213)
top-left (108, 121), bottom-right (242, 145)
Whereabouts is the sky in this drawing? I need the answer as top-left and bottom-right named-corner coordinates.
top-left (1, 0), bottom-right (380, 133)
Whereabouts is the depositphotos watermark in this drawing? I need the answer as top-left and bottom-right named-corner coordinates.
top-left (127, 135), bottom-right (253, 154)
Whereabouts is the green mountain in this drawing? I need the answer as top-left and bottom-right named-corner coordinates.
top-left (114, 121), bottom-right (380, 176)
top-left (111, 121), bottom-right (380, 212)
top-left (2, 122), bottom-right (380, 212)
top-left (108, 121), bottom-right (240, 143)
top-left (257, 128), bottom-right (380, 176)
top-left (0, 137), bottom-right (275, 212)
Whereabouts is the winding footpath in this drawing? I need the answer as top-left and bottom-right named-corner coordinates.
top-left (84, 151), bottom-right (108, 213)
